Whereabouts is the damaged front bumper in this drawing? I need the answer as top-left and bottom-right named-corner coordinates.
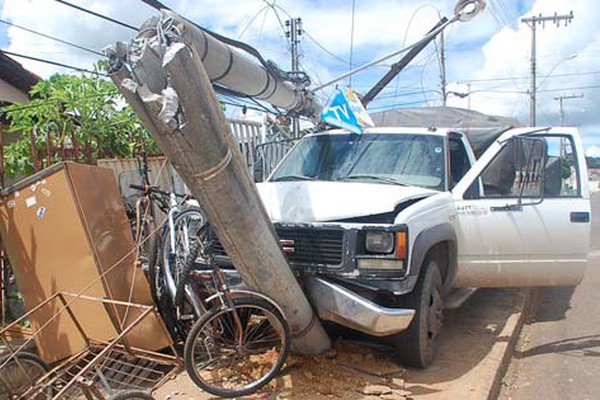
top-left (306, 277), bottom-right (415, 337)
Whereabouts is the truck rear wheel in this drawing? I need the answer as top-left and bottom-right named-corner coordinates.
top-left (391, 260), bottom-right (443, 368)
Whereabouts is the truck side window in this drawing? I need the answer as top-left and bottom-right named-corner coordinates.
top-left (449, 138), bottom-right (470, 188)
top-left (469, 137), bottom-right (546, 199)
top-left (543, 136), bottom-right (580, 197)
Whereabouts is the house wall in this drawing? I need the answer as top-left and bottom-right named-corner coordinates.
top-left (0, 77), bottom-right (29, 104)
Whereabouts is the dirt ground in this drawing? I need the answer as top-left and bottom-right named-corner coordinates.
top-left (153, 288), bottom-right (526, 400)
top-left (154, 338), bottom-right (410, 400)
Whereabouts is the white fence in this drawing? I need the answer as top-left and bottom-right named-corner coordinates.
top-left (98, 118), bottom-right (277, 196)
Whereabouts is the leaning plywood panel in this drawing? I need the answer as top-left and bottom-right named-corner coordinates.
top-left (66, 162), bottom-right (170, 352)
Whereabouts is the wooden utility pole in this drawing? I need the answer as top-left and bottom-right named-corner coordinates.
top-left (554, 93), bottom-right (583, 125)
top-left (521, 11), bottom-right (574, 126)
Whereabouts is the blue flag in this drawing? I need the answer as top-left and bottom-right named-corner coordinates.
top-left (320, 90), bottom-right (363, 134)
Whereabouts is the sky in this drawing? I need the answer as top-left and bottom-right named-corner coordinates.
top-left (1, 0), bottom-right (599, 155)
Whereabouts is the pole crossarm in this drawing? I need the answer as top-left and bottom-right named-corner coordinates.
top-left (521, 11), bottom-right (574, 126)
top-left (553, 93), bottom-right (584, 125)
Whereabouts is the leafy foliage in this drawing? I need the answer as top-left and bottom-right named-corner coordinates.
top-left (586, 156), bottom-right (600, 169)
top-left (1, 66), bottom-right (159, 178)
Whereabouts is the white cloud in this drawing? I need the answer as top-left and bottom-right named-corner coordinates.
top-left (1, 0), bottom-right (156, 76)
top-left (1, 0), bottom-right (599, 154)
top-left (586, 145), bottom-right (600, 157)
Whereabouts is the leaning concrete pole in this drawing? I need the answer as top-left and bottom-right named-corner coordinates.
top-left (107, 17), bottom-right (330, 354)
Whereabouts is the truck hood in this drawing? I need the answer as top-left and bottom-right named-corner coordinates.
top-left (256, 181), bottom-right (436, 223)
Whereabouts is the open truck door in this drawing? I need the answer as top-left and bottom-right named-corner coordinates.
top-left (451, 127), bottom-right (590, 287)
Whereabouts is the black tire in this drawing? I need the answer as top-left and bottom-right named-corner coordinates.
top-left (391, 260), bottom-right (444, 368)
top-left (161, 207), bottom-right (205, 300)
top-left (184, 297), bottom-right (290, 398)
top-left (153, 248), bottom-right (184, 343)
top-left (139, 216), bottom-right (159, 296)
top-left (107, 389), bottom-right (155, 400)
top-left (0, 351), bottom-right (52, 399)
top-left (143, 218), bottom-right (159, 281)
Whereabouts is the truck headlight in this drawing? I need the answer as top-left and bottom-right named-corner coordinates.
top-left (365, 231), bottom-right (394, 254)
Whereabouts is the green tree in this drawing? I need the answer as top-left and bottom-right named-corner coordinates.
top-left (1, 67), bottom-right (159, 178)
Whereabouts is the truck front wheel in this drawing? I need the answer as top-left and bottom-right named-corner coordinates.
top-left (391, 260), bottom-right (443, 368)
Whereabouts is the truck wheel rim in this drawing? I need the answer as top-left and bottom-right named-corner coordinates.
top-left (428, 287), bottom-right (443, 339)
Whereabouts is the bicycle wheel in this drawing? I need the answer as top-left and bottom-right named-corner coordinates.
top-left (153, 246), bottom-right (183, 342)
top-left (184, 297), bottom-right (290, 398)
top-left (138, 216), bottom-right (159, 289)
top-left (0, 351), bottom-right (52, 399)
top-left (161, 207), bottom-right (205, 300)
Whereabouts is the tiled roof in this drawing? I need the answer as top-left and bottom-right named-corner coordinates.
top-left (0, 50), bottom-right (41, 96)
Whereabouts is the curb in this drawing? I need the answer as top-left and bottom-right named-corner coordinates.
top-left (487, 288), bottom-right (530, 400)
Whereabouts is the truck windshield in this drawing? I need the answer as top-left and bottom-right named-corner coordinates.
top-left (270, 133), bottom-right (446, 190)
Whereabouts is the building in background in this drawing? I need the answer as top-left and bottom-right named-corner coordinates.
top-left (0, 50), bottom-right (41, 186)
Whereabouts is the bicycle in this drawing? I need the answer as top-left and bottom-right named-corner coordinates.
top-left (127, 183), bottom-right (204, 339)
top-left (120, 152), bottom-right (206, 335)
top-left (173, 232), bottom-right (291, 398)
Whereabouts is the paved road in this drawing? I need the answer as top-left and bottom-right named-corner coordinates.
top-left (499, 193), bottom-right (600, 400)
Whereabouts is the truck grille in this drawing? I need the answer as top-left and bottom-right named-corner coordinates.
top-left (211, 226), bottom-right (345, 267)
top-left (277, 226), bottom-right (344, 266)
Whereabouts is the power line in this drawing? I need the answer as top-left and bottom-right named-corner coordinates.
top-left (138, 0), bottom-right (172, 11)
top-left (538, 84), bottom-right (600, 93)
top-left (261, 1), bottom-right (288, 36)
top-left (367, 98), bottom-right (433, 112)
top-left (54, 0), bottom-right (137, 31)
top-left (0, 92), bottom-right (116, 114)
top-left (303, 31), bottom-right (348, 65)
top-left (348, 0), bottom-right (356, 87)
top-left (457, 70), bottom-right (600, 84)
top-left (0, 18), bottom-right (104, 57)
top-left (237, 5), bottom-right (270, 40)
top-left (264, 0), bottom-right (348, 66)
top-left (2, 50), bottom-right (105, 76)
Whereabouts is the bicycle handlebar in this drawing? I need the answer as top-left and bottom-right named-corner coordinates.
top-left (129, 184), bottom-right (187, 199)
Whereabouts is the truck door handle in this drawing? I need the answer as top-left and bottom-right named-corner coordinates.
top-left (570, 212), bottom-right (590, 223)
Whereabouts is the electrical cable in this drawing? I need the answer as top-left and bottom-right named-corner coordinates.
top-left (457, 70), bottom-right (600, 84)
top-left (367, 98), bottom-right (433, 111)
top-left (0, 18), bottom-right (104, 57)
top-left (348, 0), bottom-right (356, 88)
top-left (262, 0), bottom-right (348, 66)
top-left (0, 92), bottom-right (112, 114)
top-left (1, 50), bottom-right (105, 76)
top-left (237, 5), bottom-right (270, 40)
top-left (262, 1), bottom-right (288, 38)
top-left (54, 0), bottom-right (137, 31)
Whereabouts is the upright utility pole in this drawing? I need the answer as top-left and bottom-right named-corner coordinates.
top-left (285, 18), bottom-right (302, 137)
top-left (521, 11), bottom-right (574, 126)
top-left (554, 93), bottom-right (583, 125)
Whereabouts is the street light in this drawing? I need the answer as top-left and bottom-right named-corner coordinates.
top-left (445, 85), bottom-right (474, 109)
top-left (536, 53), bottom-right (578, 90)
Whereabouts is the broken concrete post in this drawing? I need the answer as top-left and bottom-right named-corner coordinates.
top-left (107, 16), bottom-right (330, 354)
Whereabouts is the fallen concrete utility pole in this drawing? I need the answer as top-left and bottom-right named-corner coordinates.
top-left (106, 12), bottom-right (331, 354)
top-left (123, 11), bottom-right (320, 119)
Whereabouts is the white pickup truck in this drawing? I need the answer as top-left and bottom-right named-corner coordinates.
top-left (247, 124), bottom-right (590, 368)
